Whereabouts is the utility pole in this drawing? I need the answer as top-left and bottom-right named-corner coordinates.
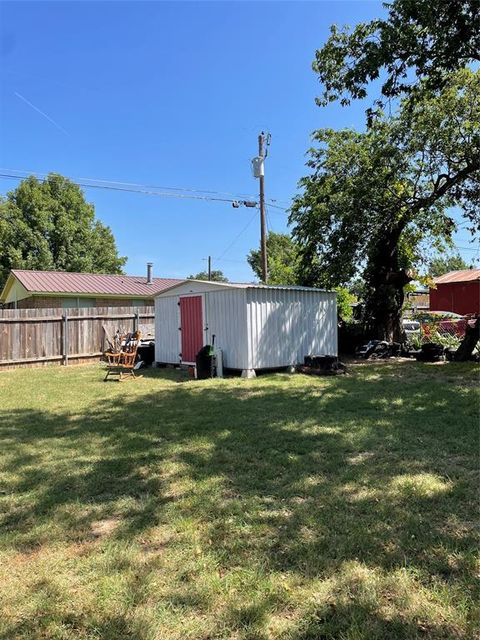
top-left (207, 255), bottom-right (212, 281)
top-left (258, 132), bottom-right (268, 283)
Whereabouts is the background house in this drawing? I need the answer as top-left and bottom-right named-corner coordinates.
top-left (0, 266), bottom-right (181, 309)
top-left (429, 269), bottom-right (480, 315)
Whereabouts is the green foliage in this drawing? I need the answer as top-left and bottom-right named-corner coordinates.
top-left (314, 0), bottom-right (480, 110)
top-left (407, 328), bottom-right (462, 351)
top-left (408, 312), bottom-right (466, 350)
top-left (247, 232), bottom-right (300, 285)
top-left (428, 253), bottom-right (470, 277)
top-left (188, 269), bottom-right (228, 282)
top-left (427, 329), bottom-right (462, 350)
top-left (291, 69), bottom-right (480, 339)
top-left (406, 331), bottom-right (423, 350)
top-left (334, 286), bottom-right (356, 322)
top-left (295, 1), bottom-right (480, 340)
top-left (0, 174), bottom-right (126, 289)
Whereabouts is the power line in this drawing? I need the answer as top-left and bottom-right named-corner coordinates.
top-left (0, 168), bottom-right (287, 209)
top-left (267, 202), bottom-right (289, 217)
top-left (265, 205), bottom-right (272, 234)
top-left (454, 245), bottom-right (479, 252)
top-left (212, 257), bottom-right (247, 264)
top-left (0, 172), bottom-right (243, 205)
top-left (0, 167), bottom-right (260, 199)
top-left (216, 211), bottom-right (258, 260)
top-left (268, 202), bottom-right (289, 212)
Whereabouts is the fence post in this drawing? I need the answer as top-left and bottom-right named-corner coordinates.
top-left (0, 305), bottom-right (153, 369)
top-left (62, 313), bottom-right (69, 366)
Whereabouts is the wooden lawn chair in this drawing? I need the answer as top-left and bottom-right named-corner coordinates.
top-left (104, 330), bottom-right (141, 381)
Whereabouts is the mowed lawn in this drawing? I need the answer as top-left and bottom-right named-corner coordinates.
top-left (0, 362), bottom-right (478, 640)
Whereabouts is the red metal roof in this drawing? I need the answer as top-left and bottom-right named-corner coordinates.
top-left (434, 269), bottom-right (480, 284)
top-left (11, 269), bottom-right (182, 297)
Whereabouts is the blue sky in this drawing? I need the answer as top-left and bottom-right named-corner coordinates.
top-left (0, 1), bottom-right (477, 281)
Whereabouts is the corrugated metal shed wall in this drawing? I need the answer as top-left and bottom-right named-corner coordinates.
top-left (154, 285), bottom-right (248, 366)
top-left (246, 288), bottom-right (337, 369)
top-left (155, 280), bottom-right (230, 364)
top-left (155, 283), bottom-right (337, 369)
top-left (204, 289), bottom-right (248, 369)
top-left (155, 295), bottom-right (180, 363)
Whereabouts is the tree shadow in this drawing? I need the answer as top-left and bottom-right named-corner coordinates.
top-left (0, 363), bottom-right (477, 638)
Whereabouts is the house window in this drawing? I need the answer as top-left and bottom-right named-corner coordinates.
top-left (62, 298), bottom-right (95, 309)
top-left (78, 298), bottom-right (95, 308)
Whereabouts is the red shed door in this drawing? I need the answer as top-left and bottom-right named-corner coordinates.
top-left (179, 296), bottom-right (204, 363)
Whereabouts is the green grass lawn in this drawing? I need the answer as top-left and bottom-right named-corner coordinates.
top-left (0, 361), bottom-right (478, 640)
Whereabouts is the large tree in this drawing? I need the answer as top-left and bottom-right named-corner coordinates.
top-left (0, 174), bottom-right (126, 288)
top-left (247, 232), bottom-right (300, 285)
top-left (290, 69), bottom-right (480, 341)
top-left (428, 253), bottom-right (470, 278)
top-left (188, 270), bottom-right (228, 282)
top-left (315, 0), bottom-right (479, 113)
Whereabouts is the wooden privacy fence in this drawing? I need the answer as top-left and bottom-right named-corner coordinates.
top-left (0, 306), bottom-right (154, 368)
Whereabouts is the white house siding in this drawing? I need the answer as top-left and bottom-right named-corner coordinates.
top-left (154, 295), bottom-right (180, 363)
top-left (204, 289), bottom-right (248, 369)
top-left (246, 287), bottom-right (337, 369)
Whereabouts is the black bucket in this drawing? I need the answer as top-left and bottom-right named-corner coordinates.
top-left (196, 344), bottom-right (215, 379)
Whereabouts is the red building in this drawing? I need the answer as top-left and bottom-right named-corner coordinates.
top-left (430, 269), bottom-right (480, 316)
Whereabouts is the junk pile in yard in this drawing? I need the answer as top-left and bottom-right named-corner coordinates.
top-left (137, 339), bottom-right (155, 366)
top-left (413, 342), bottom-right (445, 362)
top-left (354, 314), bottom-right (479, 363)
top-left (356, 340), bottom-right (402, 359)
top-left (298, 355), bottom-right (347, 376)
top-left (355, 339), bottom-right (446, 362)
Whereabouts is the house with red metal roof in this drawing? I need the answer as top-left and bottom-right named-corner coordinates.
top-left (429, 269), bottom-right (480, 315)
top-left (0, 265), bottom-right (181, 309)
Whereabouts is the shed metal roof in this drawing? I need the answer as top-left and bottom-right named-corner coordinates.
top-left (434, 269), bottom-right (480, 284)
top-left (156, 279), bottom-right (332, 296)
top-left (6, 269), bottom-right (182, 298)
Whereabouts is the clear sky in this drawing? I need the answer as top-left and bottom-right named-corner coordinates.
top-left (0, 1), bottom-right (477, 281)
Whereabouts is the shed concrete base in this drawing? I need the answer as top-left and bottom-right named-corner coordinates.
top-left (241, 368), bottom-right (256, 379)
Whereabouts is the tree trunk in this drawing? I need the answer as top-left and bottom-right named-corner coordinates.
top-left (454, 317), bottom-right (480, 361)
top-left (363, 225), bottom-right (411, 342)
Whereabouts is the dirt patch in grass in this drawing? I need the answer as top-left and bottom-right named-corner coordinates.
top-left (89, 517), bottom-right (121, 539)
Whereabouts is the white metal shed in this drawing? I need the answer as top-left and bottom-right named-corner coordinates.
top-left (154, 280), bottom-right (337, 375)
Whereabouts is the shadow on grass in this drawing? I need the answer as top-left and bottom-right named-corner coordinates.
top-left (0, 362), bottom-right (478, 638)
